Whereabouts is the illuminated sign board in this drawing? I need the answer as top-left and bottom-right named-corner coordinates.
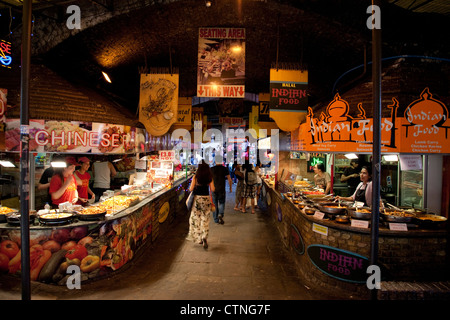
top-left (0, 40), bottom-right (12, 69)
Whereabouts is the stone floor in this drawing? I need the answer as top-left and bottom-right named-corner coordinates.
top-left (0, 188), bottom-right (344, 301)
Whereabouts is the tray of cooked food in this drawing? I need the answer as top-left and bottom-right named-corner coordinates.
top-left (0, 206), bottom-right (18, 223)
top-left (414, 213), bottom-right (447, 228)
top-left (335, 215), bottom-right (350, 223)
top-left (317, 202), bottom-right (348, 215)
top-left (101, 195), bottom-right (140, 208)
top-left (347, 207), bottom-right (372, 220)
top-left (38, 212), bottom-right (73, 224)
top-left (76, 205), bottom-right (107, 220)
top-left (6, 211), bottom-right (36, 225)
top-left (303, 207), bottom-right (316, 215)
top-left (380, 208), bottom-right (415, 223)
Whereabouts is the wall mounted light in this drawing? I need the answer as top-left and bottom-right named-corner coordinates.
top-left (102, 71), bottom-right (112, 83)
top-left (205, 0), bottom-right (212, 7)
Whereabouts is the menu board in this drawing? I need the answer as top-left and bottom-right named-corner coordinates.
top-left (148, 160), bottom-right (173, 186)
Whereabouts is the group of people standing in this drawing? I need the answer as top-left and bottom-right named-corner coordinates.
top-left (38, 156), bottom-right (117, 209)
top-left (187, 159), bottom-right (262, 250)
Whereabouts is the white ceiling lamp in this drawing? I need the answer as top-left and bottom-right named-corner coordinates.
top-left (51, 161), bottom-right (67, 168)
top-left (344, 153), bottom-right (358, 159)
top-left (383, 154), bottom-right (399, 162)
top-left (0, 160), bottom-right (15, 167)
top-left (102, 71), bottom-right (112, 83)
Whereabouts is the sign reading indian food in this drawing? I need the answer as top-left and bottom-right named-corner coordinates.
top-left (197, 27), bottom-right (245, 98)
top-left (400, 88), bottom-right (450, 153)
top-left (307, 244), bottom-right (370, 283)
top-left (269, 68), bottom-right (308, 132)
top-left (293, 88), bottom-right (450, 154)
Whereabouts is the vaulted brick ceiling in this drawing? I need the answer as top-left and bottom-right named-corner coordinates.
top-left (2, 0), bottom-right (449, 114)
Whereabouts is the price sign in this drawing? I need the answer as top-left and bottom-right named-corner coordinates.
top-left (351, 219), bottom-right (369, 228)
top-left (388, 223), bottom-right (408, 231)
top-left (159, 150), bottom-right (175, 161)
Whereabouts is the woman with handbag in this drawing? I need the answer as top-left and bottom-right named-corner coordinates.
top-left (188, 161), bottom-right (215, 249)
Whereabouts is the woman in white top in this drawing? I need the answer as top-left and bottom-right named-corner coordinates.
top-left (336, 166), bottom-right (373, 207)
top-left (92, 158), bottom-right (117, 201)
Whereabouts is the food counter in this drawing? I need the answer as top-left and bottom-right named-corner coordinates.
top-left (0, 175), bottom-right (193, 284)
top-left (261, 179), bottom-right (449, 299)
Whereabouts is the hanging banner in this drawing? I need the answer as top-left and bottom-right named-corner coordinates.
top-left (197, 27), bottom-right (245, 98)
top-left (269, 68), bottom-right (308, 132)
top-left (139, 73), bottom-right (179, 136)
top-left (293, 88), bottom-right (450, 154)
top-left (175, 97), bottom-right (192, 127)
top-left (400, 88), bottom-right (450, 153)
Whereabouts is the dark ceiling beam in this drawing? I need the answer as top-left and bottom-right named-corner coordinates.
top-left (408, 0), bottom-right (437, 11)
top-left (87, 0), bottom-right (114, 11)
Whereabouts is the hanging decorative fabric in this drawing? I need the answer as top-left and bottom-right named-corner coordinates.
top-left (139, 72), bottom-right (179, 136)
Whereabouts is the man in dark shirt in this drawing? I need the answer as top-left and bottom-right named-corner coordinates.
top-left (38, 166), bottom-right (55, 207)
top-left (211, 160), bottom-right (233, 224)
top-left (340, 159), bottom-right (360, 196)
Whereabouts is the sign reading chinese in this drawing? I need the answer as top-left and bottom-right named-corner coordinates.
top-left (2, 118), bottom-right (157, 154)
top-left (197, 27), bottom-right (245, 98)
top-left (0, 40), bottom-right (12, 69)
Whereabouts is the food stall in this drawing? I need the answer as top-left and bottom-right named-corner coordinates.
top-left (0, 110), bottom-right (194, 284)
top-left (261, 90), bottom-right (450, 298)
top-left (0, 151), bottom-right (193, 284)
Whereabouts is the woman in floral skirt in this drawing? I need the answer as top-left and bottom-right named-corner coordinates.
top-left (189, 161), bottom-right (215, 249)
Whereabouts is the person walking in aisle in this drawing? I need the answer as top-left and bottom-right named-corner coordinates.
top-left (189, 161), bottom-right (215, 249)
top-left (253, 162), bottom-right (263, 209)
top-left (211, 160), bottom-right (233, 224)
top-left (233, 162), bottom-right (245, 211)
top-left (240, 160), bottom-right (258, 214)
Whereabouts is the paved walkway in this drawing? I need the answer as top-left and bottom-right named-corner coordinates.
top-left (0, 188), bottom-right (342, 300)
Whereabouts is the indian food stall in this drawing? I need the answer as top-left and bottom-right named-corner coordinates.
top-left (262, 89), bottom-right (450, 298)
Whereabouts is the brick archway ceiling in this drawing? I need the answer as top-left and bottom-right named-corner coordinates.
top-left (3, 0), bottom-right (450, 115)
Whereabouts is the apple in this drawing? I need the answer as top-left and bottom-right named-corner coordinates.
top-left (70, 226), bottom-right (88, 240)
top-left (42, 240), bottom-right (61, 253)
top-left (78, 236), bottom-right (93, 247)
top-left (50, 228), bottom-right (70, 243)
top-left (61, 240), bottom-right (77, 251)
top-left (0, 240), bottom-right (20, 259)
top-left (0, 253), bottom-right (9, 272)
